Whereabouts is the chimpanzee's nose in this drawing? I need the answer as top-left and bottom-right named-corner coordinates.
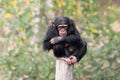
top-left (61, 28), bottom-right (65, 31)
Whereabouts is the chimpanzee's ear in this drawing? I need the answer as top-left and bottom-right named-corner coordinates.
top-left (50, 21), bottom-right (59, 35)
top-left (51, 21), bottom-right (55, 27)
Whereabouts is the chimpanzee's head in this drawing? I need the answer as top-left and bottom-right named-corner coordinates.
top-left (53, 16), bottom-right (76, 36)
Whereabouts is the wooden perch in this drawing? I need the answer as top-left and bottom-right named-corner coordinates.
top-left (55, 59), bottom-right (74, 80)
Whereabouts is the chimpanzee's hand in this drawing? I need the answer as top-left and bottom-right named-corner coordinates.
top-left (60, 57), bottom-right (72, 64)
top-left (50, 36), bottom-right (63, 44)
top-left (69, 56), bottom-right (77, 64)
top-left (59, 56), bottom-right (77, 64)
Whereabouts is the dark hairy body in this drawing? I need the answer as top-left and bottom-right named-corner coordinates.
top-left (43, 16), bottom-right (87, 62)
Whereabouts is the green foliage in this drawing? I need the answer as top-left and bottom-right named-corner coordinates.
top-left (0, 0), bottom-right (120, 80)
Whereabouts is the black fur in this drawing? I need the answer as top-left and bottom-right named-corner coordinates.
top-left (43, 16), bottom-right (87, 62)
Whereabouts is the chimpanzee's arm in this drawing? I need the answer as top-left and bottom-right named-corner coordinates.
top-left (51, 29), bottom-right (81, 45)
top-left (43, 26), bottom-right (66, 58)
top-left (43, 26), bottom-right (56, 51)
top-left (73, 40), bottom-right (87, 62)
top-left (64, 30), bottom-right (81, 44)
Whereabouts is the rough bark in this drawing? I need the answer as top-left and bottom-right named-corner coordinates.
top-left (55, 59), bottom-right (74, 80)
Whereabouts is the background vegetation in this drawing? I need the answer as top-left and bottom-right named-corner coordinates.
top-left (0, 0), bottom-right (120, 80)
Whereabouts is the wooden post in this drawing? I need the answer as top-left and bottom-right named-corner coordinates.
top-left (55, 59), bottom-right (74, 80)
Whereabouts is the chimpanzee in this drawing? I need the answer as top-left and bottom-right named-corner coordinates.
top-left (43, 16), bottom-right (87, 64)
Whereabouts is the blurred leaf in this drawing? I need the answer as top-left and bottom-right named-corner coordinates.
top-left (0, 0), bottom-right (120, 80)
top-left (4, 13), bottom-right (13, 18)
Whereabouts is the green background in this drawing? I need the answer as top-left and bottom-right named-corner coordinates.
top-left (0, 0), bottom-right (120, 80)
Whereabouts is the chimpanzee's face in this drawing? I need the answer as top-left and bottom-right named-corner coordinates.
top-left (57, 24), bottom-right (68, 37)
top-left (54, 17), bottom-right (71, 36)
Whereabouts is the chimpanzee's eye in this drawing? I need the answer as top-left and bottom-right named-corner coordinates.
top-left (58, 25), bottom-right (68, 30)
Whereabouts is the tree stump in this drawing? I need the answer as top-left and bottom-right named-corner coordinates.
top-left (55, 59), bottom-right (74, 80)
